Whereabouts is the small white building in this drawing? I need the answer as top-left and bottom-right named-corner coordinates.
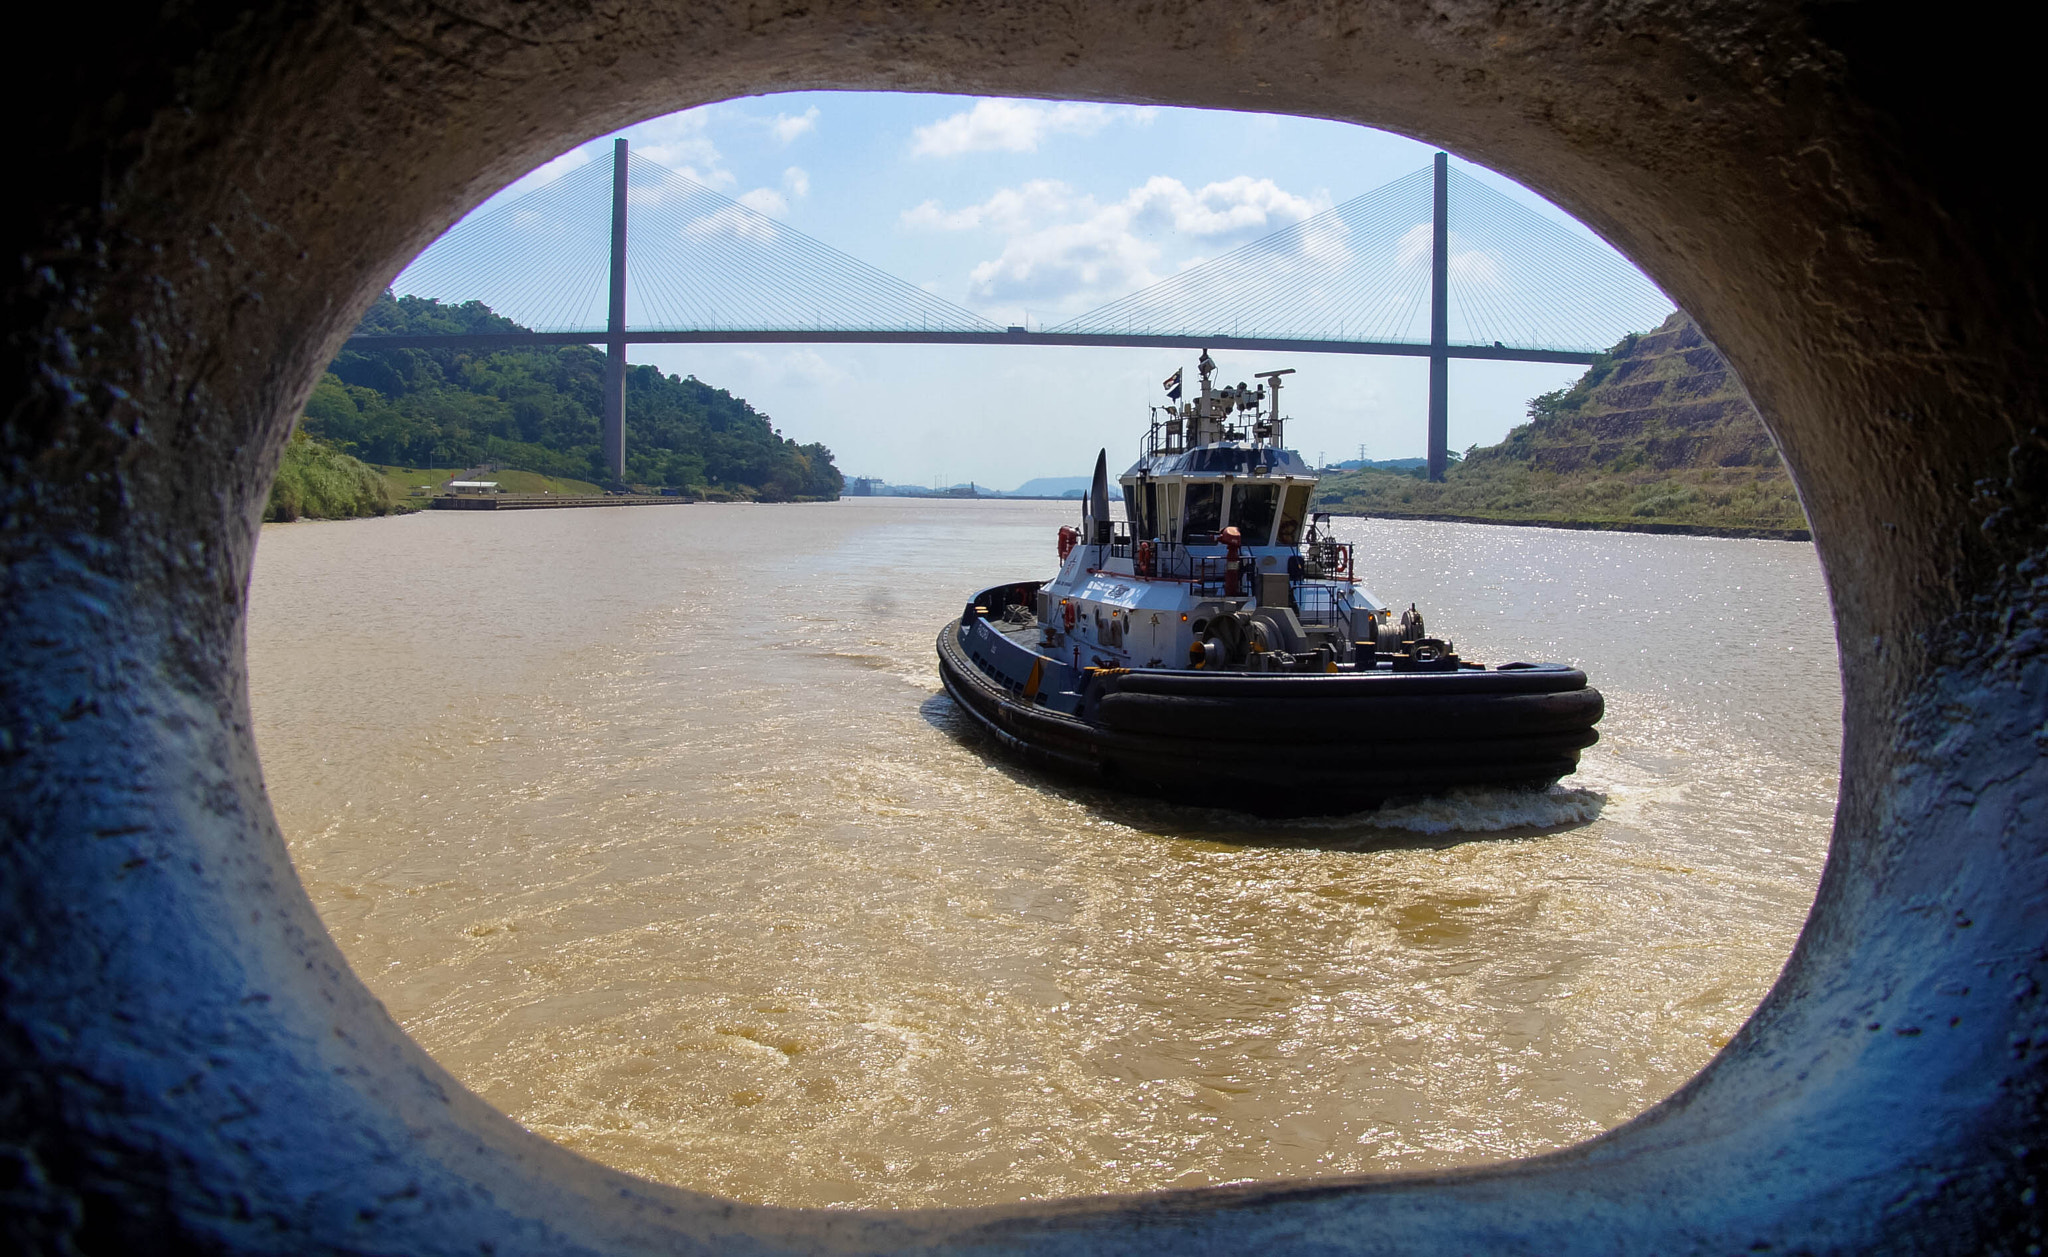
top-left (446, 480), bottom-right (501, 495)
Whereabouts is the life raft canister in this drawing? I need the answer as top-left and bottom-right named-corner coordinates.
top-left (1057, 526), bottom-right (1079, 561)
top-left (1135, 540), bottom-right (1156, 576)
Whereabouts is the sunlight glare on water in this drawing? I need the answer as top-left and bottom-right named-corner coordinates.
top-left (247, 498), bottom-right (1838, 1208)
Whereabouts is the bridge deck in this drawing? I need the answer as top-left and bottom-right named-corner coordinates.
top-left (344, 329), bottom-right (1599, 365)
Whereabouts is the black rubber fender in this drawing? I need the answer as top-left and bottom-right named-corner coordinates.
top-left (937, 622), bottom-right (1597, 814)
top-left (1095, 688), bottom-right (1604, 739)
top-left (1099, 663), bottom-right (1590, 699)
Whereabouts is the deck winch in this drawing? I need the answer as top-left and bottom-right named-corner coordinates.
top-left (1351, 602), bottom-right (1465, 672)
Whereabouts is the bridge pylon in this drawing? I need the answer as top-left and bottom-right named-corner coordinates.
top-left (1428, 152), bottom-right (1450, 483)
top-left (603, 138), bottom-right (629, 484)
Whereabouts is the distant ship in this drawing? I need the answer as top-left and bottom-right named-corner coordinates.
top-left (935, 352), bottom-right (1603, 816)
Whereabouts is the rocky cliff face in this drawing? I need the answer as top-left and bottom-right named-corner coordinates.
top-left (1492, 310), bottom-right (1781, 477)
top-left (1315, 311), bottom-right (1807, 537)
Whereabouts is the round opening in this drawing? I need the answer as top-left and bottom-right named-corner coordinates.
top-left (247, 95), bottom-right (1839, 1209)
top-left (17, 11), bottom-right (2041, 1249)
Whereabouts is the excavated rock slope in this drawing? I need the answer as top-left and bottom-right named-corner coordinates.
top-left (1318, 312), bottom-right (1809, 538)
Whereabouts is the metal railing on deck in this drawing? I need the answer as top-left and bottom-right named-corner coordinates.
top-left (1103, 538), bottom-right (1262, 594)
top-left (1190, 554), bottom-right (1257, 598)
top-left (1291, 581), bottom-right (1348, 628)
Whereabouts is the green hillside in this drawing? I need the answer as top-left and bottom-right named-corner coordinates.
top-left (301, 293), bottom-right (842, 501)
top-left (1316, 312), bottom-right (1808, 539)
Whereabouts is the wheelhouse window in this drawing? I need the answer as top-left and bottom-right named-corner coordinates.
top-left (1185, 482), bottom-right (1223, 538)
top-left (1122, 479), bottom-right (1160, 540)
top-left (1277, 483), bottom-right (1311, 546)
top-left (1231, 482), bottom-right (1281, 545)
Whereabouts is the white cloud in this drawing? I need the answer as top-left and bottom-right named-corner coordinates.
top-left (1395, 222), bottom-right (1433, 270)
top-left (902, 199), bottom-right (968, 232)
top-left (782, 166), bottom-right (810, 198)
top-left (1136, 175), bottom-right (1321, 236)
top-left (1396, 222), bottom-right (1504, 285)
top-left (776, 348), bottom-right (854, 388)
top-left (738, 187), bottom-right (790, 217)
top-left (627, 181), bottom-right (691, 209)
top-left (770, 107), bottom-right (820, 144)
top-left (910, 99), bottom-right (1148, 157)
top-left (1449, 242), bottom-right (1504, 287)
top-left (687, 205), bottom-right (778, 243)
top-left (903, 175), bottom-right (1326, 313)
top-left (735, 347), bottom-right (856, 389)
top-left (498, 147), bottom-right (594, 199)
top-left (901, 182), bottom-right (1063, 234)
top-left (629, 111), bottom-right (734, 189)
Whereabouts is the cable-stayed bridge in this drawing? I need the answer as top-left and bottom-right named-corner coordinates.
top-left (354, 141), bottom-right (1672, 480)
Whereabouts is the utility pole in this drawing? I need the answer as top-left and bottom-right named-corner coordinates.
top-left (603, 138), bottom-right (629, 484)
top-left (1427, 151), bottom-right (1449, 482)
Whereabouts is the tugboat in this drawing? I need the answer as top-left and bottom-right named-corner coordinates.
top-left (935, 352), bottom-right (1604, 817)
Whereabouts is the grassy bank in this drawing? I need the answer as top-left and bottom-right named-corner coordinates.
top-left (1317, 461), bottom-right (1808, 539)
top-left (374, 466), bottom-right (607, 504)
top-left (1326, 503), bottom-right (1810, 541)
top-left (267, 433), bottom-right (402, 522)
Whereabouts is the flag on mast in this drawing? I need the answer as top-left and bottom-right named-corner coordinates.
top-left (1163, 368), bottom-right (1183, 400)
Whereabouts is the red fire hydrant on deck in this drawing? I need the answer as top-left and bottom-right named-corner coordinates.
top-left (1220, 526), bottom-right (1243, 597)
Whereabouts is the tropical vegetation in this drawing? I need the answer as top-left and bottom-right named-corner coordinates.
top-left (298, 293), bottom-right (842, 500)
top-left (265, 431), bottom-right (398, 522)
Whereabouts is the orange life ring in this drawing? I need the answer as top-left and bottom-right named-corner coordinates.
top-left (1057, 526), bottom-right (1079, 561)
top-left (1135, 540), bottom-right (1155, 576)
top-left (1062, 600), bottom-right (1077, 630)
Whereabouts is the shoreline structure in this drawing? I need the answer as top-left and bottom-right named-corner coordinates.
top-left (1327, 508), bottom-right (1811, 542)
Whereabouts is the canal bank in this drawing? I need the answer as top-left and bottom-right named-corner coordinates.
top-left (429, 491), bottom-right (697, 511)
top-left (1327, 508), bottom-right (1812, 542)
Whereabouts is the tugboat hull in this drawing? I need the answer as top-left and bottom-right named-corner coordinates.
top-left (937, 618), bottom-right (1602, 817)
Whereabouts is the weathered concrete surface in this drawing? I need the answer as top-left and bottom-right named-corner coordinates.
top-left (3, 2), bottom-right (2041, 1252)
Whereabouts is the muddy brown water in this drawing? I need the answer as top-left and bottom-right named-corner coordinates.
top-left (248, 497), bottom-right (1838, 1208)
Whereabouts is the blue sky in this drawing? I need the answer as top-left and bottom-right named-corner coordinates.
top-left (421, 93), bottom-right (1669, 489)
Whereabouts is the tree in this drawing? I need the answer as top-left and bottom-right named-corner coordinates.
top-left (303, 293), bottom-right (842, 499)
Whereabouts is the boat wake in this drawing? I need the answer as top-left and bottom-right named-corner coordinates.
top-left (1098, 782), bottom-right (1609, 841)
top-left (1345, 784), bottom-right (1607, 835)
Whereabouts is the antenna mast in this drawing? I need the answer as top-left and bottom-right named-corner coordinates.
top-left (1255, 369), bottom-right (1296, 448)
